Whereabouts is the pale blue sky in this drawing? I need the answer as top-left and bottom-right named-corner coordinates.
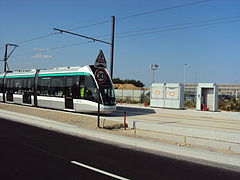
top-left (0, 0), bottom-right (240, 87)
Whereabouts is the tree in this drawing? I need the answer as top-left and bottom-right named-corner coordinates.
top-left (112, 78), bottom-right (145, 87)
top-left (112, 78), bottom-right (123, 84)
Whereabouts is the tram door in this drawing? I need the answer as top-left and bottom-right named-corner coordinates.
top-left (65, 77), bottom-right (74, 109)
top-left (23, 78), bottom-right (32, 104)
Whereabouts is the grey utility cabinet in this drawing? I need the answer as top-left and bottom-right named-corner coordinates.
top-left (150, 83), bottom-right (184, 109)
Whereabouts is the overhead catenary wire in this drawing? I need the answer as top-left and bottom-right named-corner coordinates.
top-left (115, 15), bottom-right (240, 36)
top-left (55, 0), bottom-right (212, 32)
top-left (12, 41), bottom-right (94, 58)
top-left (12, 16), bottom-right (240, 58)
top-left (116, 18), bottom-right (240, 39)
top-left (117, 0), bottom-right (211, 21)
top-left (82, 15), bottom-right (240, 39)
top-left (55, 0), bottom-right (215, 39)
top-left (92, 17), bottom-right (240, 40)
top-left (66, 20), bottom-right (111, 31)
top-left (1, 0), bottom-right (212, 47)
top-left (61, 0), bottom-right (211, 31)
top-left (16, 31), bottom-right (58, 45)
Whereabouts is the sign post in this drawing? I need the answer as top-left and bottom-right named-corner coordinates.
top-left (97, 88), bottom-right (101, 128)
top-left (94, 50), bottom-right (107, 128)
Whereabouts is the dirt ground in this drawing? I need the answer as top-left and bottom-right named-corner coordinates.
top-left (0, 102), bottom-right (239, 156)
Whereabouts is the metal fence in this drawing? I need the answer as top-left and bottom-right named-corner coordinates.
top-left (114, 89), bottom-right (150, 103)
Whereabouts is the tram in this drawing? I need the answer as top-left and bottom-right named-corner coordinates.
top-left (0, 65), bottom-right (116, 113)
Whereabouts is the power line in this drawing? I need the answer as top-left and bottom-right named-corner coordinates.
top-left (1, 20), bottom-right (110, 47)
top-left (79, 15), bottom-right (240, 39)
top-left (58, 0), bottom-right (214, 39)
top-left (1, 20), bottom-right (111, 47)
top-left (116, 15), bottom-right (240, 35)
top-left (0, 31), bottom-right (59, 48)
top-left (57, 0), bottom-right (212, 31)
top-left (1, 0), bottom-right (211, 48)
top-left (12, 41), bottom-right (94, 58)
top-left (116, 18), bottom-right (240, 39)
top-left (50, 41), bottom-right (94, 51)
top-left (16, 32), bottom-right (58, 45)
top-left (12, 16), bottom-right (240, 58)
top-left (117, 0), bottom-right (211, 21)
top-left (66, 20), bottom-right (111, 31)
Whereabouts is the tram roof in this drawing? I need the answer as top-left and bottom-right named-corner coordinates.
top-left (0, 65), bottom-right (94, 77)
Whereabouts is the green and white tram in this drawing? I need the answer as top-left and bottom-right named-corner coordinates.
top-left (0, 65), bottom-right (116, 113)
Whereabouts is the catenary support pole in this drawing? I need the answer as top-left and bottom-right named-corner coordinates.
top-left (4, 44), bottom-right (8, 73)
top-left (109, 16), bottom-right (115, 79)
top-left (2, 44), bottom-right (18, 72)
top-left (97, 88), bottom-right (101, 128)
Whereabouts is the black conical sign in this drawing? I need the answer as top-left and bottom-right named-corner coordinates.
top-left (94, 50), bottom-right (107, 69)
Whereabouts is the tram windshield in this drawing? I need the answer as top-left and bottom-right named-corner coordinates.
top-left (100, 85), bottom-right (115, 105)
top-left (90, 65), bottom-right (116, 105)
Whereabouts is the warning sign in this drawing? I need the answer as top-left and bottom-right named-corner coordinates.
top-left (95, 69), bottom-right (107, 84)
top-left (94, 50), bottom-right (107, 69)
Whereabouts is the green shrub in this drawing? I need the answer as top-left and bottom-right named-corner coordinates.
top-left (184, 100), bottom-right (196, 109)
top-left (218, 98), bottom-right (240, 112)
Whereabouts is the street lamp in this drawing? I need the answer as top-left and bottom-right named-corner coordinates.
top-left (183, 64), bottom-right (187, 87)
top-left (150, 64), bottom-right (159, 84)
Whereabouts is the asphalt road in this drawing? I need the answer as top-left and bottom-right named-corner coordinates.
top-left (0, 118), bottom-right (239, 180)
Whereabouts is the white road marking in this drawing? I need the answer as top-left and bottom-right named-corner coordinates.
top-left (70, 160), bottom-right (130, 180)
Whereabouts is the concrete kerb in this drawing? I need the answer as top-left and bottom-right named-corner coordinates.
top-left (103, 114), bottom-right (240, 145)
top-left (133, 121), bottom-right (240, 144)
top-left (0, 109), bottom-right (240, 172)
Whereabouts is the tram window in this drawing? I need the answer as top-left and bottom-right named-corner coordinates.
top-left (38, 77), bottom-right (51, 96)
top-left (22, 78), bottom-right (34, 94)
top-left (82, 76), bottom-right (99, 102)
top-left (13, 78), bottom-right (23, 94)
top-left (100, 85), bottom-right (116, 105)
top-left (23, 78), bottom-right (33, 90)
top-left (79, 76), bottom-right (85, 99)
top-left (51, 77), bottom-right (65, 97)
top-left (101, 85), bottom-right (115, 98)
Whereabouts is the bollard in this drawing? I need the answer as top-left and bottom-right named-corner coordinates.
top-left (124, 111), bottom-right (127, 130)
top-left (133, 121), bottom-right (136, 135)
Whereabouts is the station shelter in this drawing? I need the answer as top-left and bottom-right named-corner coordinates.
top-left (196, 83), bottom-right (218, 112)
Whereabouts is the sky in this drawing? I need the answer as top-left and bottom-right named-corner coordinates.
top-left (0, 0), bottom-right (240, 87)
